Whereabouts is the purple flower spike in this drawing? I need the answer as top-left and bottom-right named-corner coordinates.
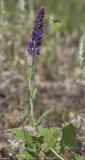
top-left (27, 6), bottom-right (45, 55)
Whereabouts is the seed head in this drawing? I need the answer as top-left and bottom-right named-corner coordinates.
top-left (27, 6), bottom-right (45, 55)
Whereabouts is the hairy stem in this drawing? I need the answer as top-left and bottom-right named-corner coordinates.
top-left (51, 148), bottom-right (64, 160)
top-left (27, 51), bottom-right (36, 127)
top-left (28, 66), bottom-right (35, 127)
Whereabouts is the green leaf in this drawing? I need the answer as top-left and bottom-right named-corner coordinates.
top-left (55, 142), bottom-right (61, 153)
top-left (43, 128), bottom-right (61, 152)
top-left (38, 127), bottom-right (49, 137)
top-left (35, 109), bottom-right (53, 126)
top-left (17, 107), bottom-right (28, 117)
top-left (12, 128), bottom-right (34, 148)
top-left (16, 151), bottom-right (34, 160)
top-left (12, 128), bottom-right (32, 141)
top-left (28, 67), bottom-right (34, 80)
top-left (29, 86), bottom-right (33, 98)
top-left (38, 127), bottom-right (61, 152)
top-left (62, 122), bottom-right (76, 148)
top-left (32, 88), bottom-right (37, 101)
top-left (27, 146), bottom-right (36, 154)
top-left (73, 153), bottom-right (85, 160)
top-left (32, 135), bottom-right (43, 144)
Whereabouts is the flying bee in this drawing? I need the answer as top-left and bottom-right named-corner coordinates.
top-left (53, 18), bottom-right (61, 23)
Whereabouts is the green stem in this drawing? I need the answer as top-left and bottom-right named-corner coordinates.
top-left (28, 67), bottom-right (35, 127)
top-left (51, 148), bottom-right (64, 160)
top-left (30, 94), bottom-right (35, 126)
top-left (28, 51), bottom-right (36, 127)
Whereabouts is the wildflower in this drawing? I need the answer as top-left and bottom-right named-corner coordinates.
top-left (27, 6), bottom-right (45, 55)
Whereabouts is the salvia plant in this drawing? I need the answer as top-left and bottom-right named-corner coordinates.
top-left (12, 5), bottom-right (85, 160)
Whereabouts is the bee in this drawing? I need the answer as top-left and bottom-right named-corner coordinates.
top-left (53, 18), bottom-right (61, 23)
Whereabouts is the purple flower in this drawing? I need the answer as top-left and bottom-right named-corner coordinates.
top-left (27, 6), bottom-right (45, 55)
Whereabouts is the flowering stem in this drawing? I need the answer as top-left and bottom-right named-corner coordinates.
top-left (27, 53), bottom-right (35, 127)
top-left (51, 148), bottom-right (64, 160)
top-left (29, 73), bottom-right (35, 127)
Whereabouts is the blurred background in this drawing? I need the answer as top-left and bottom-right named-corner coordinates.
top-left (0, 0), bottom-right (85, 128)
